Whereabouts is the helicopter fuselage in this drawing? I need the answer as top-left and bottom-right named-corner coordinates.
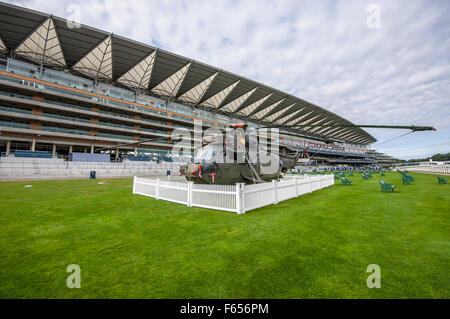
top-left (180, 161), bottom-right (282, 185)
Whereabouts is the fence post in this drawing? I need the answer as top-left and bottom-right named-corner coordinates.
top-left (187, 181), bottom-right (193, 207)
top-left (307, 175), bottom-right (312, 193)
top-left (240, 183), bottom-right (246, 214)
top-left (236, 183), bottom-right (241, 214)
top-left (155, 178), bottom-right (160, 200)
top-left (272, 179), bottom-right (278, 204)
top-left (132, 176), bottom-right (136, 194)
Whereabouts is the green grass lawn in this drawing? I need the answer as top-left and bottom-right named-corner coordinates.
top-left (0, 172), bottom-right (448, 298)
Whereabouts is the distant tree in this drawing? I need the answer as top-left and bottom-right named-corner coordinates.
top-left (431, 153), bottom-right (450, 161)
top-left (406, 152), bottom-right (450, 162)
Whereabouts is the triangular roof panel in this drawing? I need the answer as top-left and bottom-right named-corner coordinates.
top-left (284, 110), bottom-right (313, 126)
top-left (220, 87), bottom-right (257, 113)
top-left (0, 37), bottom-right (7, 51)
top-left (264, 103), bottom-right (295, 123)
top-left (322, 127), bottom-right (347, 138)
top-left (237, 93), bottom-right (272, 116)
top-left (251, 98), bottom-right (285, 120)
top-left (151, 62), bottom-right (191, 97)
top-left (178, 72), bottom-right (218, 104)
top-left (200, 80), bottom-right (240, 109)
top-left (303, 118), bottom-right (328, 132)
top-left (276, 107), bottom-right (304, 125)
top-left (293, 114), bottom-right (321, 128)
top-left (308, 120), bottom-right (334, 133)
top-left (117, 51), bottom-right (156, 90)
top-left (15, 16), bottom-right (66, 67)
top-left (72, 35), bottom-right (112, 80)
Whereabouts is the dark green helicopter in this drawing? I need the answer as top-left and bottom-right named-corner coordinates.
top-left (99, 123), bottom-right (435, 185)
top-left (179, 123), bottom-right (305, 184)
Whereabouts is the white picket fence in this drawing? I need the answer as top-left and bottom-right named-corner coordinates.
top-left (403, 164), bottom-right (450, 175)
top-left (133, 174), bottom-right (334, 214)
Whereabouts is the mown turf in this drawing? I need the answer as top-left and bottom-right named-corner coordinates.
top-left (0, 172), bottom-right (448, 298)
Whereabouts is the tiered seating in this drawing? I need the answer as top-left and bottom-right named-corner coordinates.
top-left (127, 156), bottom-right (150, 162)
top-left (14, 150), bottom-right (52, 158)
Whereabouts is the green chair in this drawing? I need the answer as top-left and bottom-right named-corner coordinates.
top-left (401, 176), bottom-right (411, 184)
top-left (341, 177), bottom-right (352, 185)
top-left (379, 180), bottom-right (396, 192)
top-left (380, 172), bottom-right (385, 176)
top-left (437, 176), bottom-right (447, 184)
top-left (398, 171), bottom-right (414, 182)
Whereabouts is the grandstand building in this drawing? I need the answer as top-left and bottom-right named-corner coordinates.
top-left (0, 2), bottom-right (377, 167)
top-left (366, 150), bottom-right (397, 167)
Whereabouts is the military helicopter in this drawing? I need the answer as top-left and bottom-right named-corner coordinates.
top-left (99, 123), bottom-right (435, 185)
top-left (179, 123), bottom-right (305, 184)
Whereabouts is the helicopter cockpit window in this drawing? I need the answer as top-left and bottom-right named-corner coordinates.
top-left (194, 145), bottom-right (217, 163)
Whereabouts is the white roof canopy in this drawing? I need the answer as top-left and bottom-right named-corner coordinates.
top-left (220, 87), bottom-right (257, 113)
top-left (151, 62), bottom-right (191, 97)
top-left (237, 93), bottom-right (272, 116)
top-left (73, 35), bottom-right (113, 80)
top-left (200, 80), bottom-right (240, 109)
top-left (178, 72), bottom-right (218, 104)
top-left (15, 16), bottom-right (66, 67)
top-left (117, 51), bottom-right (156, 90)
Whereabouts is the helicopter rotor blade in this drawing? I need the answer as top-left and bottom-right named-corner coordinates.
top-left (259, 124), bottom-right (436, 132)
top-left (96, 135), bottom-right (180, 152)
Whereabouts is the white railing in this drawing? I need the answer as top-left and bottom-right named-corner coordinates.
top-left (133, 174), bottom-right (334, 214)
top-left (402, 164), bottom-right (450, 175)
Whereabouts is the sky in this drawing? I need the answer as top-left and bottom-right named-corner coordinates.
top-left (7, 0), bottom-right (450, 159)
